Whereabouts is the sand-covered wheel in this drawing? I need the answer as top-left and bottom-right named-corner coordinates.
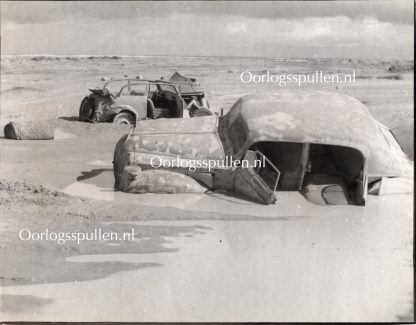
top-left (113, 112), bottom-right (135, 126)
top-left (79, 97), bottom-right (94, 121)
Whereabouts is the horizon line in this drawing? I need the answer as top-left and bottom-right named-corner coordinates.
top-left (0, 54), bottom-right (413, 61)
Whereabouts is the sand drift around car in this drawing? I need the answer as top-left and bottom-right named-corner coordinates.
top-left (79, 72), bottom-right (213, 126)
top-left (113, 91), bottom-right (413, 205)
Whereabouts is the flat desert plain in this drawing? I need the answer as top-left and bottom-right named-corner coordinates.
top-left (0, 56), bottom-right (414, 322)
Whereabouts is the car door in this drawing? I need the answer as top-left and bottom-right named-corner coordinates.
top-left (113, 83), bottom-right (149, 120)
top-left (233, 150), bottom-right (280, 204)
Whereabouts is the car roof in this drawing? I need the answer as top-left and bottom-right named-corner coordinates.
top-left (104, 79), bottom-right (176, 87)
top-left (228, 91), bottom-right (371, 155)
top-left (229, 91), bottom-right (412, 177)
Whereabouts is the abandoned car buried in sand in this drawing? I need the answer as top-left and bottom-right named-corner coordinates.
top-left (113, 91), bottom-right (413, 205)
top-left (79, 73), bottom-right (213, 126)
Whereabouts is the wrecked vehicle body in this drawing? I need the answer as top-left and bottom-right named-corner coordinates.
top-left (113, 91), bottom-right (413, 205)
top-left (79, 77), bottom-right (213, 126)
top-left (168, 72), bottom-right (211, 117)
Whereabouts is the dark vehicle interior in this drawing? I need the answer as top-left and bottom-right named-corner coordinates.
top-left (147, 83), bottom-right (183, 119)
top-left (248, 142), bottom-right (365, 205)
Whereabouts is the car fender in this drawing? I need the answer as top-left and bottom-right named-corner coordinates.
top-left (109, 104), bottom-right (139, 123)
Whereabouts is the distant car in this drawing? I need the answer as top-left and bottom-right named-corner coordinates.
top-left (79, 77), bottom-right (213, 126)
top-left (113, 91), bottom-right (413, 205)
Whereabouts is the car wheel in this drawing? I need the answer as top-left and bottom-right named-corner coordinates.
top-left (192, 108), bottom-right (214, 117)
top-left (79, 97), bottom-right (94, 121)
top-left (113, 112), bottom-right (136, 126)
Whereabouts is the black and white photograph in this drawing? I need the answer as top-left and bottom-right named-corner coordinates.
top-left (0, 0), bottom-right (414, 322)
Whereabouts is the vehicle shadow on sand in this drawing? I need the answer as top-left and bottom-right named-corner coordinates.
top-left (59, 116), bottom-right (79, 122)
top-left (76, 168), bottom-right (115, 190)
top-left (78, 168), bottom-right (113, 182)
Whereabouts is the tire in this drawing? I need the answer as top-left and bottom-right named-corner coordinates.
top-left (113, 112), bottom-right (136, 126)
top-left (192, 108), bottom-right (214, 117)
top-left (79, 97), bottom-right (94, 121)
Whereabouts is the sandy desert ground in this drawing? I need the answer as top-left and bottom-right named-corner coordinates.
top-left (0, 55), bottom-right (414, 322)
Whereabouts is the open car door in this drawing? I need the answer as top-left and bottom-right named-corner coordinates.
top-left (233, 150), bottom-right (280, 204)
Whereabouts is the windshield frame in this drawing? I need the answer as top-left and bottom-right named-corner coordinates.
top-left (102, 79), bottom-right (180, 96)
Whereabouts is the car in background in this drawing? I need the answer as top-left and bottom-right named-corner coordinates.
top-left (79, 77), bottom-right (213, 126)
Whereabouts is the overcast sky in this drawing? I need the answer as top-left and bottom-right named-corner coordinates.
top-left (1, 1), bottom-right (413, 59)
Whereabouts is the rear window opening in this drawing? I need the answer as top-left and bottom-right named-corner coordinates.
top-left (249, 142), bottom-right (366, 205)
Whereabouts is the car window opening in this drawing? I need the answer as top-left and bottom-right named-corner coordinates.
top-left (147, 84), bottom-right (183, 119)
top-left (249, 142), bottom-right (365, 206)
